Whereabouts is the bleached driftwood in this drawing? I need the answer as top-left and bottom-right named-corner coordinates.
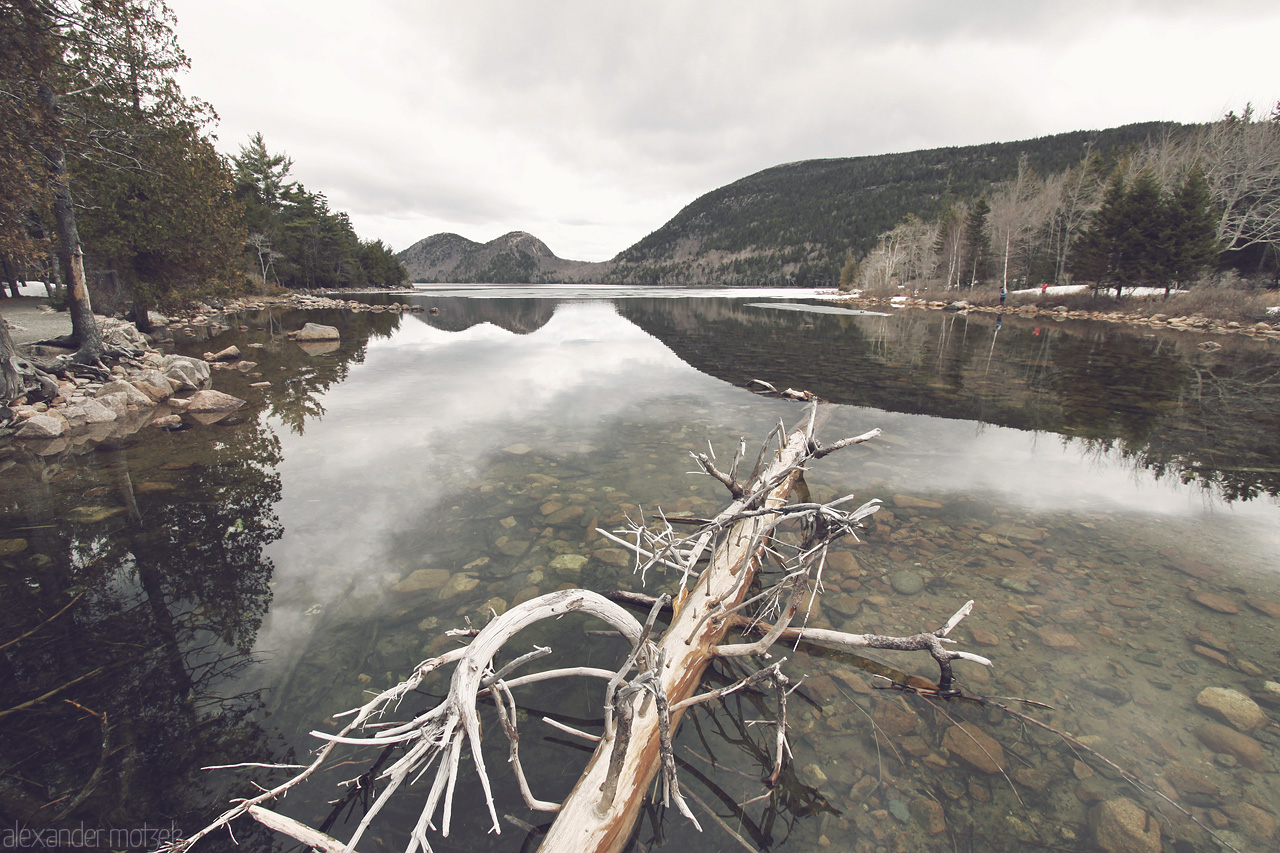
top-left (171, 402), bottom-right (994, 853)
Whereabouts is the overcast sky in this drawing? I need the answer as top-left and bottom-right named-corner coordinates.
top-left (167, 0), bottom-right (1279, 262)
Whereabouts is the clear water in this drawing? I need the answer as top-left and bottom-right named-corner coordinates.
top-left (1, 289), bottom-right (1277, 852)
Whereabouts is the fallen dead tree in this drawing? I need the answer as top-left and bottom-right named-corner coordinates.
top-left (167, 402), bottom-right (995, 853)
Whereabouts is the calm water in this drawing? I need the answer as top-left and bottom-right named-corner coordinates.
top-left (1, 286), bottom-right (1278, 853)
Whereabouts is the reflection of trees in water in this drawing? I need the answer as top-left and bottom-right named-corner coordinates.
top-left (0, 417), bottom-right (289, 847)
top-left (1099, 348), bottom-right (1280, 501)
top-left (191, 307), bottom-right (404, 436)
top-left (620, 299), bottom-right (1280, 503)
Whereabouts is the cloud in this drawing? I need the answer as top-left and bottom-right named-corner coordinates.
top-left (169, 0), bottom-right (1280, 260)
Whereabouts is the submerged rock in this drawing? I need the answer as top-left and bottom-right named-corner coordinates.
top-left (1195, 687), bottom-right (1267, 732)
top-left (1089, 797), bottom-right (1161, 853)
top-left (942, 723), bottom-right (1005, 773)
top-left (1195, 722), bottom-right (1266, 770)
top-left (393, 568), bottom-right (451, 593)
top-left (1188, 590), bottom-right (1239, 614)
top-left (889, 569), bottom-right (924, 595)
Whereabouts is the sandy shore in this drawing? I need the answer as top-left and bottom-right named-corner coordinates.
top-left (1, 286), bottom-right (72, 345)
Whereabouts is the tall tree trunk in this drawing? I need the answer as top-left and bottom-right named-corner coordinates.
top-left (44, 140), bottom-right (102, 360)
top-left (23, 0), bottom-right (103, 361)
top-left (0, 314), bottom-right (25, 402)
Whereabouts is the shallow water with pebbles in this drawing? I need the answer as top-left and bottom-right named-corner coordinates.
top-left (0, 289), bottom-right (1276, 852)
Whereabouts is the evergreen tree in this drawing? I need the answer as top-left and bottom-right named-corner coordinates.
top-left (962, 196), bottom-right (991, 285)
top-left (1161, 165), bottom-right (1221, 293)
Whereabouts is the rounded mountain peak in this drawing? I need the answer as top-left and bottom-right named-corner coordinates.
top-left (492, 231), bottom-right (555, 259)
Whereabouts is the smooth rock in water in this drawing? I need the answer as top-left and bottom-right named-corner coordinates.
top-left (0, 539), bottom-right (28, 556)
top-left (1195, 687), bottom-right (1267, 732)
top-left (592, 548), bottom-right (631, 567)
top-left (184, 390), bottom-right (246, 414)
top-left (66, 506), bottom-right (126, 524)
top-left (205, 345), bottom-right (241, 362)
top-left (150, 414), bottom-right (182, 429)
top-left (1089, 797), bottom-right (1161, 853)
top-left (15, 413), bottom-right (66, 438)
top-left (549, 554), bottom-right (588, 572)
top-left (942, 723), bottom-right (1005, 773)
top-left (291, 322), bottom-right (340, 341)
top-left (440, 573), bottom-right (479, 599)
top-left (889, 569), bottom-right (924, 595)
top-left (1195, 723), bottom-right (1266, 770)
top-left (393, 568), bottom-right (451, 593)
top-left (826, 550), bottom-right (861, 575)
top-left (1038, 628), bottom-right (1084, 651)
top-left (1188, 590), bottom-right (1239, 614)
top-left (544, 505), bottom-right (585, 525)
top-left (872, 700), bottom-right (920, 736)
top-left (1246, 598), bottom-right (1280, 619)
top-left (1225, 803), bottom-right (1277, 842)
top-left (1254, 680), bottom-right (1280, 709)
top-left (910, 798), bottom-right (947, 835)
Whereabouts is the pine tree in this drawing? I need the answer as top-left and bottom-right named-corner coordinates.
top-left (1161, 165), bottom-right (1221, 294)
top-left (962, 196), bottom-right (991, 286)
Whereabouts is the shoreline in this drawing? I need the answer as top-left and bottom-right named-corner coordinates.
top-left (824, 293), bottom-right (1280, 341)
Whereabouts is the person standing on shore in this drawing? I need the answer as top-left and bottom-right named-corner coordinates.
top-left (1000, 284), bottom-right (1007, 307)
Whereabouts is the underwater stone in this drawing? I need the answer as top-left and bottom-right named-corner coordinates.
top-left (393, 568), bottom-right (451, 593)
top-left (1089, 797), bottom-right (1161, 853)
top-left (549, 554), bottom-right (588, 572)
top-left (1195, 723), bottom-right (1266, 770)
top-left (889, 570), bottom-right (924, 595)
top-left (942, 723), bottom-right (1005, 774)
top-left (1195, 687), bottom-right (1267, 732)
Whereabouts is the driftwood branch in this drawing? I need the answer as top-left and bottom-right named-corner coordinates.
top-left (176, 403), bottom-right (1001, 853)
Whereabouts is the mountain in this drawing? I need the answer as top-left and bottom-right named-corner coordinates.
top-left (400, 121), bottom-right (1186, 286)
top-left (398, 230), bottom-right (609, 283)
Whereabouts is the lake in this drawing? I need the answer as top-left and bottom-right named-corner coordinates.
top-left (1, 285), bottom-right (1277, 853)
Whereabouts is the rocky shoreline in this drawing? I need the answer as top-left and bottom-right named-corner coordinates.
top-left (829, 294), bottom-right (1280, 342)
top-left (1, 292), bottom-right (426, 451)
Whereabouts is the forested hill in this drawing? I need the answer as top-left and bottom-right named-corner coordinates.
top-left (399, 121), bottom-right (1185, 286)
top-left (398, 231), bottom-right (608, 283)
top-left (607, 121), bottom-right (1184, 286)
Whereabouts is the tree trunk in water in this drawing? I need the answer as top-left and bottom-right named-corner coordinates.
top-left (537, 423), bottom-right (814, 852)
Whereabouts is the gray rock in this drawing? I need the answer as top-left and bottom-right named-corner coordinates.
top-left (96, 379), bottom-right (155, 409)
top-left (15, 413), bottom-right (67, 438)
top-left (890, 570), bottom-right (925, 595)
top-left (291, 322), bottom-right (340, 341)
top-left (159, 355), bottom-right (211, 390)
top-left (63, 397), bottom-right (117, 426)
top-left (183, 390), bottom-right (246, 414)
